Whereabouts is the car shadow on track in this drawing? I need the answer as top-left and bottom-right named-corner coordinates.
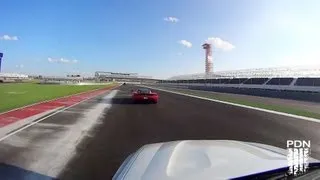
top-left (111, 97), bottom-right (156, 105)
top-left (111, 97), bottom-right (134, 104)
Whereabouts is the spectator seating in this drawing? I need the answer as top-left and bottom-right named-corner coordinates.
top-left (243, 78), bottom-right (269, 85)
top-left (267, 78), bottom-right (294, 85)
top-left (295, 78), bottom-right (320, 86)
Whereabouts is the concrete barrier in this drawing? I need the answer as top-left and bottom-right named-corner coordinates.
top-left (156, 84), bottom-right (320, 102)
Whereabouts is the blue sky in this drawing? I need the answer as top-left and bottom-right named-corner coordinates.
top-left (1, 0), bottom-right (320, 79)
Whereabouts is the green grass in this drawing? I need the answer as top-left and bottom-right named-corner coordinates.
top-left (0, 83), bottom-right (115, 113)
top-left (160, 87), bottom-right (320, 120)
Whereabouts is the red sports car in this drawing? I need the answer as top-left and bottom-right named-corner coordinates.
top-left (131, 88), bottom-right (159, 104)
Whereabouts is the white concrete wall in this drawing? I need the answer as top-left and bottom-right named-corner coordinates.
top-left (160, 83), bottom-right (320, 92)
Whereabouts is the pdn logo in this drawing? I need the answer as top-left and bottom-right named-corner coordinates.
top-left (286, 140), bottom-right (311, 176)
top-left (287, 140), bottom-right (311, 148)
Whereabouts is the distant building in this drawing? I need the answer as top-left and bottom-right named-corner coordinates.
top-left (0, 73), bottom-right (29, 82)
top-left (95, 71), bottom-right (155, 83)
top-left (67, 74), bottom-right (81, 77)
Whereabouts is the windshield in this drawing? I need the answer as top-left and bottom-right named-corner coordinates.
top-left (137, 89), bottom-right (151, 94)
top-left (1, 0), bottom-right (320, 180)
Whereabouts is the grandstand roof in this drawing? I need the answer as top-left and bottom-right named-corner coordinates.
top-left (168, 66), bottom-right (320, 80)
top-left (0, 73), bottom-right (28, 78)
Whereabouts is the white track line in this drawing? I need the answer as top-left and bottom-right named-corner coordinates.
top-left (143, 85), bottom-right (320, 123)
top-left (0, 85), bottom-right (120, 142)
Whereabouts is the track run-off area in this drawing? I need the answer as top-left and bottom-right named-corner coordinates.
top-left (0, 84), bottom-right (319, 179)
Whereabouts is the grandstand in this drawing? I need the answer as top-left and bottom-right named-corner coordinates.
top-left (0, 73), bottom-right (29, 83)
top-left (168, 66), bottom-right (320, 79)
top-left (158, 66), bottom-right (320, 102)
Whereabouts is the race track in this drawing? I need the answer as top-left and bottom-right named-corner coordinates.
top-left (1, 84), bottom-right (320, 180)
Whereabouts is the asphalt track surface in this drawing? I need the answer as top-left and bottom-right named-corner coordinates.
top-left (1, 84), bottom-right (320, 180)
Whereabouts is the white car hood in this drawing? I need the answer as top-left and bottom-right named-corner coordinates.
top-left (114, 140), bottom-right (319, 180)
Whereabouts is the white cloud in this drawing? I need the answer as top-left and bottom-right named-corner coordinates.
top-left (48, 57), bottom-right (79, 64)
top-left (15, 64), bottom-right (24, 69)
top-left (178, 40), bottom-right (192, 48)
top-left (206, 37), bottom-right (235, 51)
top-left (0, 35), bottom-right (18, 41)
top-left (164, 17), bottom-right (179, 23)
